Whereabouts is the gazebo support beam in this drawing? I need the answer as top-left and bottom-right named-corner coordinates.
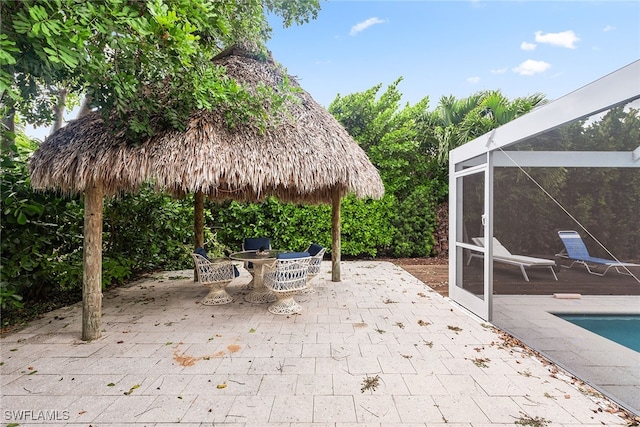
top-left (82, 181), bottom-right (103, 341)
top-left (194, 191), bottom-right (205, 281)
top-left (331, 187), bottom-right (341, 282)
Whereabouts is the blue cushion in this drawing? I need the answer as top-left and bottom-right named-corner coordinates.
top-left (277, 251), bottom-right (310, 259)
top-left (195, 247), bottom-right (209, 260)
top-left (244, 237), bottom-right (271, 251)
top-left (233, 265), bottom-right (240, 277)
top-left (307, 243), bottom-right (324, 257)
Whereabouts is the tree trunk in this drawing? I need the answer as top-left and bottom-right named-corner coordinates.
top-left (1, 108), bottom-right (15, 152)
top-left (194, 191), bottom-right (205, 281)
top-left (50, 88), bottom-right (68, 135)
top-left (77, 95), bottom-right (93, 118)
top-left (331, 187), bottom-right (341, 282)
top-left (82, 181), bottom-right (104, 341)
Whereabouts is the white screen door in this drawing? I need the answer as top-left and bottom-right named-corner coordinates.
top-left (450, 162), bottom-right (492, 320)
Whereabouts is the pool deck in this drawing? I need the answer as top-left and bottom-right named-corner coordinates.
top-left (493, 295), bottom-right (640, 416)
top-left (1, 261), bottom-right (635, 426)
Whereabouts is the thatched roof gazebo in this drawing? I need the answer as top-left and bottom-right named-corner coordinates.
top-left (28, 45), bottom-right (384, 340)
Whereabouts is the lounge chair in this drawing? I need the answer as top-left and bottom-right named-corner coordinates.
top-left (470, 237), bottom-right (558, 282)
top-left (556, 230), bottom-right (638, 276)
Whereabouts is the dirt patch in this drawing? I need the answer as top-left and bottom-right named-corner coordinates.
top-left (227, 344), bottom-right (241, 353)
top-left (380, 257), bottom-right (449, 297)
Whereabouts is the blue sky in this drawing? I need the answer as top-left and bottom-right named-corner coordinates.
top-left (266, 0), bottom-right (640, 108)
top-left (26, 0), bottom-right (639, 139)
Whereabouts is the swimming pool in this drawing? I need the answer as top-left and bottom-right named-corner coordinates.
top-left (555, 314), bottom-right (640, 353)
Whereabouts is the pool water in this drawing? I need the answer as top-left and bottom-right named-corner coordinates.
top-left (556, 314), bottom-right (640, 353)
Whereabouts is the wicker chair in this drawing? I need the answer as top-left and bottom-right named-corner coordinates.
top-left (299, 243), bottom-right (326, 295)
top-left (262, 253), bottom-right (311, 315)
top-left (192, 253), bottom-right (236, 305)
top-left (242, 237), bottom-right (272, 277)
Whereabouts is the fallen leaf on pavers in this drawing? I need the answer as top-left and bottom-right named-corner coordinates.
top-left (217, 383), bottom-right (227, 389)
top-left (79, 410), bottom-right (86, 415)
top-left (227, 345), bottom-right (241, 353)
top-left (124, 384), bottom-right (140, 395)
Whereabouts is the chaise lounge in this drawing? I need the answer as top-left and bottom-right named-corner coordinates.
top-left (470, 237), bottom-right (558, 282)
top-left (556, 230), bottom-right (639, 276)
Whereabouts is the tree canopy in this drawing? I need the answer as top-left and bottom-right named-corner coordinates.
top-left (0, 0), bottom-right (321, 141)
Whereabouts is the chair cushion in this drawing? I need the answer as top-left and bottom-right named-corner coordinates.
top-left (195, 247), bottom-right (209, 260)
top-left (277, 251), bottom-right (310, 259)
top-left (307, 243), bottom-right (324, 257)
top-left (244, 237), bottom-right (271, 251)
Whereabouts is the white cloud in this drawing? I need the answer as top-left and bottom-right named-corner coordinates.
top-left (521, 41), bottom-right (536, 51)
top-left (603, 25), bottom-right (616, 32)
top-left (491, 67), bottom-right (508, 74)
top-left (349, 17), bottom-right (386, 36)
top-left (467, 76), bottom-right (480, 84)
top-left (513, 59), bottom-right (551, 76)
top-left (534, 30), bottom-right (580, 48)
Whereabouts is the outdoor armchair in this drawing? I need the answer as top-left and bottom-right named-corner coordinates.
top-left (192, 248), bottom-right (236, 305)
top-left (263, 252), bottom-right (311, 314)
top-left (242, 237), bottom-right (272, 275)
top-left (299, 243), bottom-right (326, 295)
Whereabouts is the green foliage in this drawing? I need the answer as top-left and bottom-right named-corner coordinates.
top-left (104, 189), bottom-right (197, 271)
top-left (391, 185), bottom-right (437, 257)
top-left (426, 90), bottom-right (547, 167)
top-left (210, 195), bottom-right (392, 257)
top-left (339, 195), bottom-right (394, 256)
top-left (329, 78), bottom-right (432, 201)
top-left (1, 0), bottom-right (321, 140)
top-left (1, 134), bottom-right (84, 308)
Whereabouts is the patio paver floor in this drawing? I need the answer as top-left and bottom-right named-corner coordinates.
top-left (0, 261), bottom-right (632, 426)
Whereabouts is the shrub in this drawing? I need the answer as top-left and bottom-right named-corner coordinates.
top-left (391, 185), bottom-right (437, 257)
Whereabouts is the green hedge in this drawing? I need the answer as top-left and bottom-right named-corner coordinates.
top-left (2, 144), bottom-right (442, 314)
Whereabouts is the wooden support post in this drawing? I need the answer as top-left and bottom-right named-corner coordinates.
top-left (194, 191), bottom-right (205, 281)
top-left (331, 187), bottom-right (341, 282)
top-left (82, 181), bottom-right (103, 341)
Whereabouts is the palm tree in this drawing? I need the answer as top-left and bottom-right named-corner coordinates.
top-left (428, 91), bottom-right (547, 166)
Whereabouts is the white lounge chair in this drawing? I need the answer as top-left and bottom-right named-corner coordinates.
top-left (469, 237), bottom-right (558, 282)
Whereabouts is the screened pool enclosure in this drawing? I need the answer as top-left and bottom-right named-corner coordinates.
top-left (449, 60), bottom-right (639, 319)
top-left (448, 60), bottom-right (640, 415)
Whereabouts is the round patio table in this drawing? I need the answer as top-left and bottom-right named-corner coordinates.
top-left (229, 250), bottom-right (283, 303)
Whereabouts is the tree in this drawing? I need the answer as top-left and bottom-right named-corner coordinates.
top-left (0, 0), bottom-right (321, 146)
top-left (426, 91), bottom-right (547, 166)
top-left (329, 78), bottom-right (431, 200)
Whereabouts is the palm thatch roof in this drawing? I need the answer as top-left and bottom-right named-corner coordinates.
top-left (28, 46), bottom-right (384, 204)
